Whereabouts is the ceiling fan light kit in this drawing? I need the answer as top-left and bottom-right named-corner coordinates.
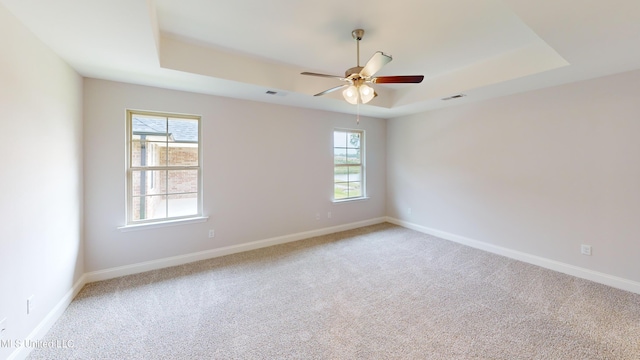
top-left (343, 82), bottom-right (374, 105)
top-left (302, 29), bottom-right (424, 106)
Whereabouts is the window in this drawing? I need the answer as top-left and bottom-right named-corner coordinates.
top-left (334, 129), bottom-right (364, 200)
top-left (126, 110), bottom-right (202, 225)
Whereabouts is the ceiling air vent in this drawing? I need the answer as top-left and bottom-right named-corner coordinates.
top-left (265, 90), bottom-right (287, 96)
top-left (441, 94), bottom-right (466, 101)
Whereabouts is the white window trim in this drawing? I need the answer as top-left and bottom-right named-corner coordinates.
top-left (118, 216), bottom-right (209, 232)
top-left (124, 109), bottom-right (204, 227)
top-left (332, 196), bottom-right (370, 204)
top-left (333, 128), bottom-right (366, 201)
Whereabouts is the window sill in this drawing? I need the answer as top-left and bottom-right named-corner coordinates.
top-left (332, 197), bottom-right (370, 204)
top-left (118, 216), bottom-right (209, 232)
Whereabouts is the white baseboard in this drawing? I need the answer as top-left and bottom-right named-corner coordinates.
top-left (386, 217), bottom-right (640, 295)
top-left (85, 217), bottom-right (388, 283)
top-left (9, 274), bottom-right (87, 360)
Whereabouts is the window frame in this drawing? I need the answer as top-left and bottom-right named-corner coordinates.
top-left (124, 109), bottom-right (203, 226)
top-left (333, 128), bottom-right (365, 201)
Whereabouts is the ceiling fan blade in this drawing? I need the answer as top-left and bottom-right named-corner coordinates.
top-left (360, 52), bottom-right (392, 78)
top-left (373, 75), bottom-right (424, 84)
top-left (314, 84), bottom-right (348, 97)
top-left (301, 72), bottom-right (344, 80)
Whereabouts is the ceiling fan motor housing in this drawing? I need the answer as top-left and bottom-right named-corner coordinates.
top-left (346, 66), bottom-right (364, 79)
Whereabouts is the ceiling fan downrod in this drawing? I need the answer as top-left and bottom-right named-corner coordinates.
top-left (352, 29), bottom-right (364, 67)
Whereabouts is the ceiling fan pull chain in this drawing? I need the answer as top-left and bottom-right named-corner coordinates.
top-left (356, 103), bottom-right (360, 125)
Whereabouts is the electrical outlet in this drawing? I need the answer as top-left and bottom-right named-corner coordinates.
top-left (208, 229), bottom-right (215, 238)
top-left (0, 318), bottom-right (6, 340)
top-left (408, 207), bottom-right (412, 215)
top-left (581, 244), bottom-right (592, 256)
top-left (27, 295), bottom-right (34, 315)
top-left (327, 211), bottom-right (332, 219)
top-left (315, 213), bottom-right (320, 220)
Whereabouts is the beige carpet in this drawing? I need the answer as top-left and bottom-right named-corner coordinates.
top-left (28, 223), bottom-right (640, 359)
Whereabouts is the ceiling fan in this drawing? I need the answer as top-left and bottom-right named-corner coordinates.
top-left (301, 29), bottom-right (424, 105)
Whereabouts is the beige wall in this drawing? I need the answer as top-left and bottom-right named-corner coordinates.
top-left (83, 79), bottom-right (387, 272)
top-left (387, 69), bottom-right (640, 284)
top-left (0, 4), bottom-right (83, 359)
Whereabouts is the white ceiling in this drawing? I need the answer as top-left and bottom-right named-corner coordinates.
top-left (2, 0), bottom-right (640, 118)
